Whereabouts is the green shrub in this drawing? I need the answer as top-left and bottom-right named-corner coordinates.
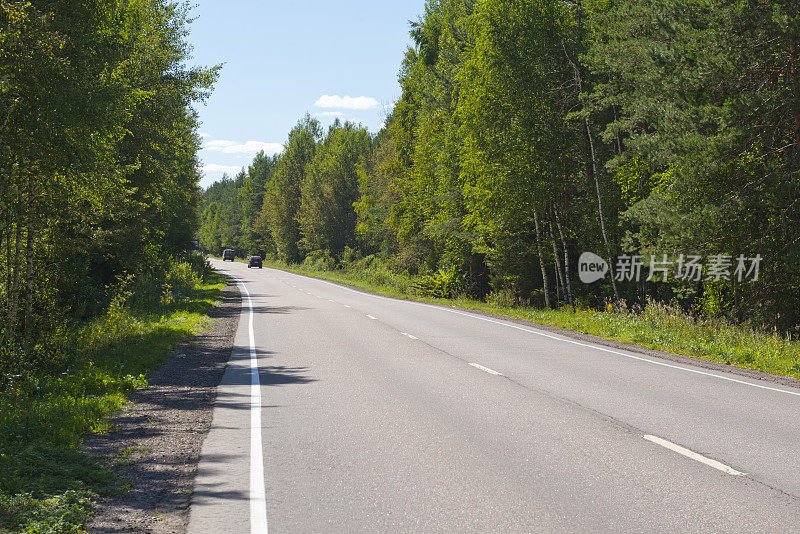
top-left (340, 246), bottom-right (362, 266)
top-left (302, 250), bottom-right (336, 271)
top-left (183, 252), bottom-right (214, 282)
top-left (165, 261), bottom-right (200, 300)
top-left (487, 289), bottom-right (516, 308)
top-left (412, 265), bottom-right (469, 298)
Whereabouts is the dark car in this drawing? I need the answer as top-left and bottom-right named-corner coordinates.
top-left (248, 256), bottom-right (263, 269)
top-left (222, 249), bottom-right (235, 261)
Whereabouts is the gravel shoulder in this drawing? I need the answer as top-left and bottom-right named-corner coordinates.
top-left (86, 279), bottom-right (241, 534)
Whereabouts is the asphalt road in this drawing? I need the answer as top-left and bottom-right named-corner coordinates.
top-left (187, 259), bottom-right (800, 533)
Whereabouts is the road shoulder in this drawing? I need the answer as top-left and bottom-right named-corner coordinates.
top-left (86, 279), bottom-right (241, 534)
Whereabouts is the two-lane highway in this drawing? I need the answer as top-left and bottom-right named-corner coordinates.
top-left (188, 259), bottom-right (800, 533)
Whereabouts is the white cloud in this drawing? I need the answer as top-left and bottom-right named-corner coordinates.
top-left (201, 164), bottom-right (242, 176)
top-left (205, 140), bottom-right (236, 150)
top-left (314, 94), bottom-right (380, 110)
top-left (204, 139), bottom-right (284, 155)
top-left (198, 132), bottom-right (210, 138)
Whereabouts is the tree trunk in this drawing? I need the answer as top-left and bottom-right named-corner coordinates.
top-left (23, 171), bottom-right (35, 344)
top-left (9, 214), bottom-right (22, 336)
top-left (554, 207), bottom-right (574, 307)
top-left (24, 224), bottom-right (34, 344)
top-left (582, 118), bottom-right (620, 301)
top-left (562, 40), bottom-right (620, 302)
top-left (789, 34), bottom-right (800, 144)
top-left (533, 209), bottom-right (551, 309)
top-left (550, 219), bottom-right (566, 306)
top-left (4, 203), bottom-right (11, 322)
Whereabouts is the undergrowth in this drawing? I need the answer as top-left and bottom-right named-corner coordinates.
top-left (0, 255), bottom-right (225, 533)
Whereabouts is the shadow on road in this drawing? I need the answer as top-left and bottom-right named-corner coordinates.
top-left (87, 278), bottom-right (318, 532)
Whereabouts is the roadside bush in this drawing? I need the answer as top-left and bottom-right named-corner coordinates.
top-left (412, 265), bottom-right (469, 299)
top-left (340, 246), bottom-right (363, 266)
top-left (183, 251), bottom-right (214, 282)
top-left (165, 261), bottom-right (201, 300)
top-left (302, 250), bottom-right (336, 271)
top-left (486, 289), bottom-right (516, 308)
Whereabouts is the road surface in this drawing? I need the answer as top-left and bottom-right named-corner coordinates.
top-left (187, 259), bottom-right (800, 533)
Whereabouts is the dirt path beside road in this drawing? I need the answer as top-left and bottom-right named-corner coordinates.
top-left (86, 280), bottom-right (240, 534)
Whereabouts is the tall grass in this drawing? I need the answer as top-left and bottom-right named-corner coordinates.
top-left (0, 256), bottom-right (225, 533)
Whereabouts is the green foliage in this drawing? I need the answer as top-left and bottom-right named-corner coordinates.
top-left (298, 121), bottom-right (372, 256)
top-left (165, 261), bottom-right (201, 300)
top-left (0, 0), bottom-right (219, 339)
top-left (301, 250), bottom-right (337, 272)
top-left (263, 115), bottom-right (321, 262)
top-left (586, 0), bottom-right (800, 328)
top-left (486, 289), bottom-right (517, 308)
top-left (0, 490), bottom-right (95, 534)
top-left (0, 2), bottom-right (220, 529)
top-left (412, 265), bottom-right (469, 299)
top-left (203, 0), bottom-right (800, 334)
top-left (0, 259), bottom-right (224, 533)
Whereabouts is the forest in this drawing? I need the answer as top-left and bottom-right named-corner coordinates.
top-left (202, 0), bottom-right (800, 334)
top-left (1, 0), bottom-right (217, 343)
top-left (1, 3), bottom-right (219, 528)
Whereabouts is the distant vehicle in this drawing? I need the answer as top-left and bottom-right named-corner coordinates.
top-left (222, 249), bottom-right (235, 261)
top-left (248, 256), bottom-right (263, 269)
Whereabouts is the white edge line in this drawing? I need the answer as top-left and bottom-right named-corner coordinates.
top-left (274, 270), bottom-right (800, 399)
top-left (644, 435), bottom-right (746, 476)
top-left (230, 275), bottom-right (269, 534)
top-left (469, 362), bottom-right (503, 376)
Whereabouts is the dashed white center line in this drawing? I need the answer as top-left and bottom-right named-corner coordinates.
top-left (469, 363), bottom-right (503, 376)
top-left (366, 314), bottom-right (377, 320)
top-left (280, 271), bottom-right (800, 399)
top-left (343, 304), bottom-right (351, 308)
top-left (401, 332), bottom-right (418, 340)
top-left (643, 435), bottom-right (745, 476)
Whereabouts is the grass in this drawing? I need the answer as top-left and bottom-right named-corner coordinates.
top-left (261, 258), bottom-right (800, 380)
top-left (0, 271), bottom-right (225, 534)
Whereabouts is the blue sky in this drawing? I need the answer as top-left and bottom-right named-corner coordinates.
top-left (188, 1), bottom-right (427, 187)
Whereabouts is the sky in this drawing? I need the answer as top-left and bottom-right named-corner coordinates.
top-left (187, 1), bottom-right (427, 187)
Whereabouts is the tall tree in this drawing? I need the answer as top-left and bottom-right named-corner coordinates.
top-left (261, 115), bottom-right (321, 262)
top-left (298, 121), bottom-right (372, 256)
top-left (458, 0), bottom-right (573, 303)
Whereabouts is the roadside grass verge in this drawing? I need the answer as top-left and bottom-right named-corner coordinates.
top-left (0, 266), bottom-right (225, 533)
top-left (261, 258), bottom-right (800, 380)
